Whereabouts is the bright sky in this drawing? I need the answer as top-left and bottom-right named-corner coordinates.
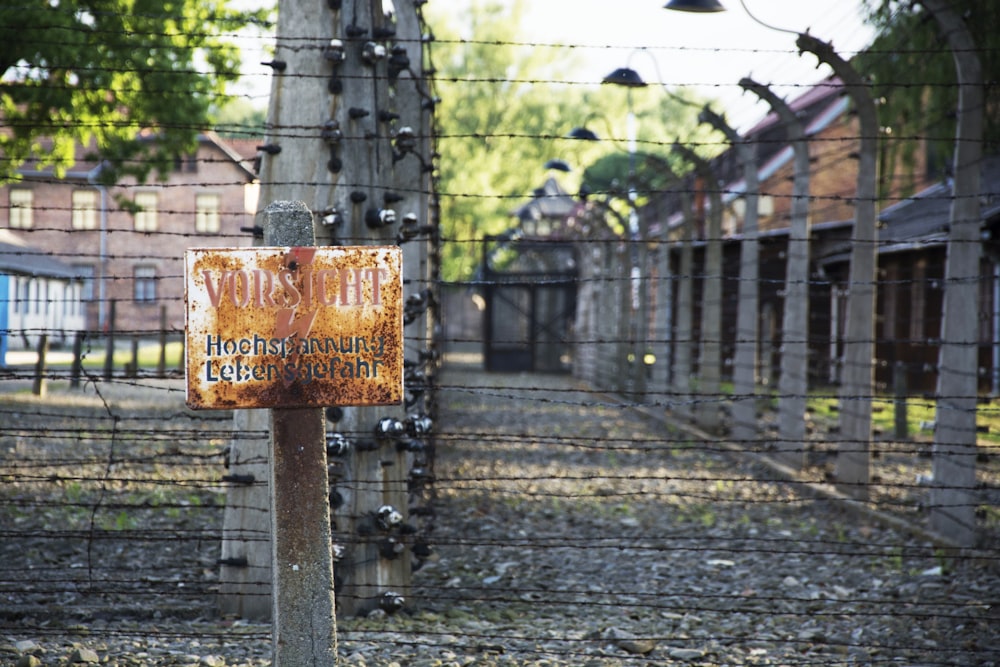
top-left (515, 0), bottom-right (876, 129)
top-left (232, 0), bottom-right (877, 131)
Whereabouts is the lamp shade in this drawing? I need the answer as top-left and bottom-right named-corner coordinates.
top-left (567, 126), bottom-right (600, 141)
top-left (664, 0), bottom-right (726, 12)
top-left (602, 67), bottom-right (647, 87)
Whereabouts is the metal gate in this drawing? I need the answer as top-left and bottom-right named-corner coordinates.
top-left (481, 236), bottom-right (578, 373)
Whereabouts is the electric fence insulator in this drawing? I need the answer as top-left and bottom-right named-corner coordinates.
top-left (321, 120), bottom-right (343, 144)
top-left (378, 537), bottom-right (404, 560)
top-left (326, 432), bottom-right (351, 456)
top-left (345, 24), bottom-right (367, 38)
top-left (375, 504), bottom-right (403, 531)
top-left (361, 41), bottom-right (386, 64)
top-left (365, 207), bottom-right (397, 229)
top-left (388, 46), bottom-right (409, 79)
top-left (394, 126), bottom-right (416, 153)
top-left (379, 591), bottom-right (405, 613)
top-left (406, 414), bottom-right (433, 436)
top-left (396, 438), bottom-right (426, 453)
top-left (319, 208), bottom-right (342, 227)
top-left (375, 416), bottom-right (406, 439)
top-left (324, 39), bottom-right (346, 63)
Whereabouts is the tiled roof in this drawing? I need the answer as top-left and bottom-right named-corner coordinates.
top-left (0, 230), bottom-right (81, 279)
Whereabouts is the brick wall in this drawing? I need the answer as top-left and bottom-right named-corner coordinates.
top-left (1, 134), bottom-right (259, 334)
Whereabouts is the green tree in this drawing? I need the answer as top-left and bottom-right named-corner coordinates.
top-left (856, 0), bottom-right (1000, 197)
top-left (426, 1), bottom-right (714, 282)
top-left (0, 0), bottom-right (270, 182)
top-left (214, 97), bottom-right (268, 139)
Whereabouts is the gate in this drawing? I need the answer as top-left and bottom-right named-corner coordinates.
top-left (482, 236), bottom-right (577, 373)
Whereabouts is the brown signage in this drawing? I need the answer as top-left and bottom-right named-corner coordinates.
top-left (184, 246), bottom-right (403, 409)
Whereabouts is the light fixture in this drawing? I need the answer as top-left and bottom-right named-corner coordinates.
top-left (567, 126), bottom-right (599, 141)
top-left (664, 0), bottom-right (726, 12)
top-left (602, 67), bottom-right (647, 87)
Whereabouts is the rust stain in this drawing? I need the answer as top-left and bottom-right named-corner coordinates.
top-left (184, 246), bottom-right (403, 410)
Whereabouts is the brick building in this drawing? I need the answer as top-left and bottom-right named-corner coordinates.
top-left (574, 75), bottom-right (1000, 395)
top-left (0, 132), bottom-right (259, 335)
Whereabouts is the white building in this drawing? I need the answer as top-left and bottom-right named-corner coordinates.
top-left (1, 229), bottom-right (86, 362)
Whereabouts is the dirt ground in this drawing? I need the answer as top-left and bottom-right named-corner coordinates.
top-left (1, 362), bottom-right (998, 666)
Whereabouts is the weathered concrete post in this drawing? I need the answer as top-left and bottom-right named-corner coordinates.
top-left (798, 35), bottom-right (879, 500)
top-left (740, 78), bottom-right (811, 469)
top-left (673, 143), bottom-right (723, 433)
top-left (263, 200), bottom-right (336, 666)
top-left (216, 0), bottom-right (429, 621)
top-left (924, 0), bottom-right (983, 547)
top-left (699, 105), bottom-right (760, 447)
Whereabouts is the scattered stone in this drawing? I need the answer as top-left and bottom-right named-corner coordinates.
top-left (603, 627), bottom-right (657, 655)
top-left (69, 647), bottom-right (100, 663)
top-left (16, 656), bottom-right (42, 667)
top-left (668, 647), bottom-right (706, 661)
top-left (14, 640), bottom-right (40, 654)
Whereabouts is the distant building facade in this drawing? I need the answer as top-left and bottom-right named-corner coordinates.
top-left (0, 132), bottom-right (260, 335)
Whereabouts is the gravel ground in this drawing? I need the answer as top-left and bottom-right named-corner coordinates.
top-left (2, 362), bottom-right (999, 666)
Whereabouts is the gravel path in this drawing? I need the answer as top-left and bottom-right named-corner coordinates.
top-left (3, 363), bottom-right (998, 666)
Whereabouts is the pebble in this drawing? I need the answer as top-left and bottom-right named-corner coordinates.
top-left (69, 647), bottom-right (100, 663)
top-left (667, 647), bottom-right (706, 660)
top-left (5, 368), bottom-right (998, 666)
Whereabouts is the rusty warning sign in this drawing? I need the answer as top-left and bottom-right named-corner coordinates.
top-left (184, 246), bottom-right (403, 410)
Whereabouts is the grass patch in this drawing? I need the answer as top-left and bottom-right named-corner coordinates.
top-left (807, 392), bottom-right (1000, 446)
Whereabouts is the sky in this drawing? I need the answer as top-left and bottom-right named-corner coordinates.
top-left (513, 0), bottom-right (877, 130)
top-left (232, 0), bottom-right (877, 132)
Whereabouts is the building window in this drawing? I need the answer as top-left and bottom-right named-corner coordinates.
top-left (174, 153), bottom-right (198, 173)
top-left (134, 191), bottom-right (158, 232)
top-left (134, 265), bottom-right (157, 303)
top-left (195, 193), bottom-right (221, 233)
top-left (9, 188), bottom-right (33, 228)
top-left (72, 189), bottom-right (99, 230)
top-left (13, 277), bottom-right (22, 313)
top-left (73, 264), bottom-right (96, 301)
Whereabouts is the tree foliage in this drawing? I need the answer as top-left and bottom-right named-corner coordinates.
top-left (0, 0), bottom-right (270, 183)
top-left (425, 1), bottom-right (714, 282)
top-left (855, 0), bottom-right (1000, 197)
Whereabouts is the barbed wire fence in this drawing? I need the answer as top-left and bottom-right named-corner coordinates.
top-left (2, 3), bottom-right (999, 665)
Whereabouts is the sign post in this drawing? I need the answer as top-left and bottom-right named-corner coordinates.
top-left (184, 201), bottom-right (403, 665)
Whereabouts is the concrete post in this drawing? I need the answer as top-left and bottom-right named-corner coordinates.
top-left (264, 201), bottom-right (336, 667)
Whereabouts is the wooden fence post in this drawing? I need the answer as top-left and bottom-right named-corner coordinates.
top-left (128, 336), bottom-right (139, 378)
top-left (103, 299), bottom-right (116, 380)
top-left (70, 331), bottom-right (84, 389)
top-left (158, 305), bottom-right (168, 378)
top-left (31, 333), bottom-right (48, 397)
